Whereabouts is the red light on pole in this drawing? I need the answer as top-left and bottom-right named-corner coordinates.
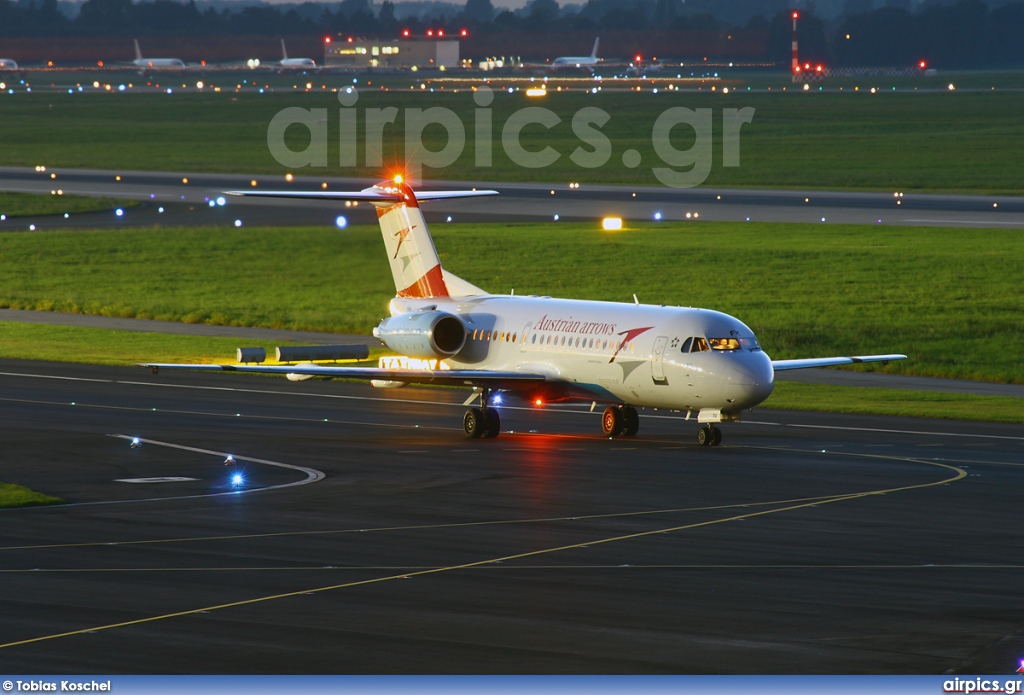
top-left (792, 11), bottom-right (799, 18)
top-left (438, 29), bottom-right (444, 36)
top-left (324, 36), bottom-right (331, 43)
top-left (460, 29), bottom-right (468, 37)
top-left (635, 55), bottom-right (642, 62)
top-left (426, 29), bottom-right (433, 37)
top-left (347, 36), bottom-right (353, 43)
top-left (919, 60), bottom-right (927, 69)
top-left (402, 29), bottom-right (410, 37)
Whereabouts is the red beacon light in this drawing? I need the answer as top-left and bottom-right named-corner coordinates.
top-left (347, 36), bottom-right (354, 43)
top-left (533, 398), bottom-right (544, 407)
top-left (460, 29), bottom-right (468, 37)
top-left (919, 60), bottom-right (927, 69)
top-left (438, 29), bottom-right (445, 36)
top-left (792, 11), bottom-right (799, 18)
top-left (426, 29), bottom-right (434, 37)
top-left (324, 36), bottom-right (331, 44)
top-left (402, 29), bottom-right (410, 37)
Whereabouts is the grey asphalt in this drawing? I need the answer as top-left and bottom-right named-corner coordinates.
top-left (0, 359), bottom-right (1022, 673)
top-left (1, 166), bottom-right (1022, 229)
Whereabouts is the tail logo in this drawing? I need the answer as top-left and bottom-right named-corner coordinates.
top-left (392, 225), bottom-right (417, 259)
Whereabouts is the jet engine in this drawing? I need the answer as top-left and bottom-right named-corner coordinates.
top-left (373, 311), bottom-right (467, 359)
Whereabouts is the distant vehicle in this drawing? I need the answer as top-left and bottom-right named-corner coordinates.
top-left (141, 176), bottom-right (906, 445)
top-left (279, 39), bottom-right (316, 71)
top-left (0, 58), bottom-right (18, 71)
top-left (132, 39), bottom-right (185, 72)
top-left (550, 38), bottom-right (601, 72)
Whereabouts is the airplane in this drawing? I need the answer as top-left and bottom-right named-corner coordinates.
top-left (140, 176), bottom-right (906, 445)
top-left (550, 37), bottom-right (601, 72)
top-left (132, 39), bottom-right (185, 73)
top-left (278, 39), bottom-right (316, 71)
top-left (0, 59), bottom-right (18, 71)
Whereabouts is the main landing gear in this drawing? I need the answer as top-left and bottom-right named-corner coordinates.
top-left (464, 389), bottom-right (500, 438)
top-left (464, 406), bottom-right (500, 439)
top-left (601, 405), bottom-right (639, 438)
top-left (697, 424), bottom-right (722, 446)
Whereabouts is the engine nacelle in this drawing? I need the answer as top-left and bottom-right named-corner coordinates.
top-left (373, 311), bottom-right (467, 359)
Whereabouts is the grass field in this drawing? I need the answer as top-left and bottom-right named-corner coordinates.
top-left (0, 192), bottom-right (133, 218)
top-left (1, 89), bottom-right (1023, 193)
top-left (1, 220), bottom-right (1021, 384)
top-left (0, 482), bottom-right (64, 508)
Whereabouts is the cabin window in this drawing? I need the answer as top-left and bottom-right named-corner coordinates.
top-left (531, 333), bottom-right (537, 344)
top-left (512, 333), bottom-right (517, 342)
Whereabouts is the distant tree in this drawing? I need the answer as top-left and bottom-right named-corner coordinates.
top-left (526, 0), bottom-right (559, 27)
top-left (379, 0), bottom-right (399, 31)
top-left (463, 0), bottom-right (494, 23)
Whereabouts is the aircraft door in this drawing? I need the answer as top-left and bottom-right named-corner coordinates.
top-left (520, 323), bottom-right (532, 352)
top-left (651, 335), bottom-right (668, 385)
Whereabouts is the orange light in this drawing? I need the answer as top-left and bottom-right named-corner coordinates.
top-left (97, 60), bottom-right (104, 67)
top-left (533, 398), bottom-right (543, 407)
top-left (393, 174), bottom-right (403, 184)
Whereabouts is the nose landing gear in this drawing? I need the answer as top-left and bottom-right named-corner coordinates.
top-left (601, 405), bottom-right (639, 437)
top-left (698, 424), bottom-right (722, 446)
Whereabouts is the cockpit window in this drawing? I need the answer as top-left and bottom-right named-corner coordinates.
top-left (680, 337), bottom-right (692, 353)
top-left (691, 337), bottom-right (709, 352)
top-left (739, 337), bottom-right (762, 351)
top-left (709, 337), bottom-right (741, 351)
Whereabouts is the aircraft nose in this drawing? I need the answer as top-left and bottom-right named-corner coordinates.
top-left (731, 353), bottom-right (774, 408)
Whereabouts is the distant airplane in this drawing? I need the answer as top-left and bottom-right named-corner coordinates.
top-left (279, 39), bottom-right (316, 71)
top-left (626, 55), bottom-right (663, 76)
top-left (550, 38), bottom-right (601, 72)
top-left (141, 177), bottom-right (905, 444)
top-left (132, 39), bottom-right (185, 72)
top-left (0, 58), bottom-right (18, 71)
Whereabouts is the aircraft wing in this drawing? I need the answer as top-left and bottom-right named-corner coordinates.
top-left (138, 362), bottom-right (547, 389)
top-left (771, 354), bottom-right (906, 372)
top-left (225, 190), bottom-right (498, 202)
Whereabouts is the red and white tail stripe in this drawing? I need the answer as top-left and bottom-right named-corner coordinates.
top-left (224, 176), bottom-right (497, 300)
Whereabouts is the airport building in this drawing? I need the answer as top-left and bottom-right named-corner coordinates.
top-left (324, 37), bottom-right (459, 69)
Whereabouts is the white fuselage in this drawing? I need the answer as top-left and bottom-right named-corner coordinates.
top-left (392, 294), bottom-right (774, 416)
top-left (551, 57), bottom-right (599, 70)
top-left (0, 59), bottom-right (18, 70)
top-left (134, 58), bottom-right (185, 69)
top-left (280, 58), bottom-right (316, 69)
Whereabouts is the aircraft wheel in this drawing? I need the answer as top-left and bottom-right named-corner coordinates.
top-left (464, 408), bottom-right (485, 438)
top-left (602, 406), bottom-right (624, 437)
top-left (482, 407), bottom-right (501, 439)
top-left (697, 425), bottom-right (712, 446)
top-left (621, 406), bottom-right (639, 437)
top-left (711, 426), bottom-right (723, 446)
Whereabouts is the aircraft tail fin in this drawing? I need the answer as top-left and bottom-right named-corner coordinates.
top-left (590, 37), bottom-right (600, 59)
top-left (280, 39), bottom-right (288, 60)
top-left (223, 179), bottom-right (498, 299)
top-left (134, 39), bottom-right (142, 61)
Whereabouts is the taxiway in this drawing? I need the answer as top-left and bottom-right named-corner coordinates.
top-left (1, 359), bottom-right (1022, 673)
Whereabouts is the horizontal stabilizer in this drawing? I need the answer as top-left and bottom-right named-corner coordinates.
top-left (771, 354), bottom-right (907, 372)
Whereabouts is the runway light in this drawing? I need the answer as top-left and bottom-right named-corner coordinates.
top-left (492, 394), bottom-right (502, 405)
top-left (234, 219), bottom-right (242, 227)
top-left (602, 217), bottom-right (623, 231)
top-left (115, 208), bottom-right (124, 217)
top-left (130, 437), bottom-right (141, 448)
top-left (208, 200), bottom-right (216, 207)
top-left (285, 173), bottom-right (294, 182)
top-left (553, 214), bottom-right (559, 221)
top-left (948, 83), bottom-right (956, 91)
top-left (158, 207), bottom-right (164, 213)
top-left (216, 196), bottom-right (226, 206)
top-left (231, 473), bottom-right (244, 487)
top-left (653, 211), bottom-right (662, 221)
